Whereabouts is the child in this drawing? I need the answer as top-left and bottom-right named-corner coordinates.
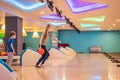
top-left (7, 31), bottom-right (16, 67)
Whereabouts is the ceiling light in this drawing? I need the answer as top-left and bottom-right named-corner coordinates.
top-left (0, 24), bottom-right (5, 34)
top-left (22, 28), bottom-right (27, 37)
top-left (66, 0), bottom-right (108, 13)
top-left (116, 19), bottom-right (120, 22)
top-left (79, 16), bottom-right (105, 22)
top-left (80, 24), bottom-right (101, 28)
top-left (112, 24), bottom-right (116, 26)
top-left (40, 14), bottom-right (65, 20)
top-left (48, 22), bottom-right (66, 26)
top-left (32, 31), bottom-right (39, 38)
top-left (3, 0), bottom-right (47, 12)
top-left (89, 28), bottom-right (101, 31)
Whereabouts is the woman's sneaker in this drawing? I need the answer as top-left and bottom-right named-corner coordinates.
top-left (35, 65), bottom-right (41, 68)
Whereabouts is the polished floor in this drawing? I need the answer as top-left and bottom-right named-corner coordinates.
top-left (13, 54), bottom-right (120, 80)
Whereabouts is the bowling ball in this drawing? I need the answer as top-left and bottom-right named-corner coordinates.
top-left (0, 51), bottom-right (6, 56)
top-left (38, 48), bottom-right (45, 55)
top-left (5, 52), bottom-right (8, 56)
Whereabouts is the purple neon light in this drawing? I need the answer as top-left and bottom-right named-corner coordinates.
top-left (71, 0), bottom-right (94, 8)
top-left (40, 14), bottom-right (65, 20)
top-left (66, 0), bottom-right (108, 13)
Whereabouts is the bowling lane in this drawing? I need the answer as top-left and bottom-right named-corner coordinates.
top-left (108, 53), bottom-right (120, 58)
top-left (13, 54), bottom-right (120, 80)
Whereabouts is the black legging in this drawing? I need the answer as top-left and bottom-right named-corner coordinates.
top-left (36, 45), bottom-right (50, 66)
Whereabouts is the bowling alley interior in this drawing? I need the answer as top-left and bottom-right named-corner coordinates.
top-left (0, 0), bottom-right (120, 80)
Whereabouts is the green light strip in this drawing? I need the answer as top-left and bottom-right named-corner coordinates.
top-left (79, 16), bottom-right (105, 22)
top-left (80, 24), bottom-right (101, 28)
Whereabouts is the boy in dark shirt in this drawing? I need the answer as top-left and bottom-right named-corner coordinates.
top-left (7, 31), bottom-right (16, 66)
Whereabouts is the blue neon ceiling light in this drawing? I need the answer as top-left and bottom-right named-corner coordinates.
top-left (40, 14), bottom-right (65, 20)
top-left (49, 22), bottom-right (66, 26)
top-left (89, 28), bottom-right (101, 30)
top-left (3, 0), bottom-right (47, 12)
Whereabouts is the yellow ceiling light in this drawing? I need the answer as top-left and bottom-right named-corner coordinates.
top-left (22, 28), bottom-right (27, 37)
top-left (112, 24), bottom-right (116, 26)
top-left (1, 24), bottom-right (5, 34)
top-left (32, 31), bottom-right (39, 38)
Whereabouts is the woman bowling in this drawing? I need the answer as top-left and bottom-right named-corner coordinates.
top-left (35, 24), bottom-right (60, 68)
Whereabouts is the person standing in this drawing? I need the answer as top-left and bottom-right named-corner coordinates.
top-left (35, 24), bottom-right (60, 68)
top-left (7, 31), bottom-right (16, 67)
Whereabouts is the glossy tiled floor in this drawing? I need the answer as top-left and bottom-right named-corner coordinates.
top-left (13, 54), bottom-right (120, 80)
